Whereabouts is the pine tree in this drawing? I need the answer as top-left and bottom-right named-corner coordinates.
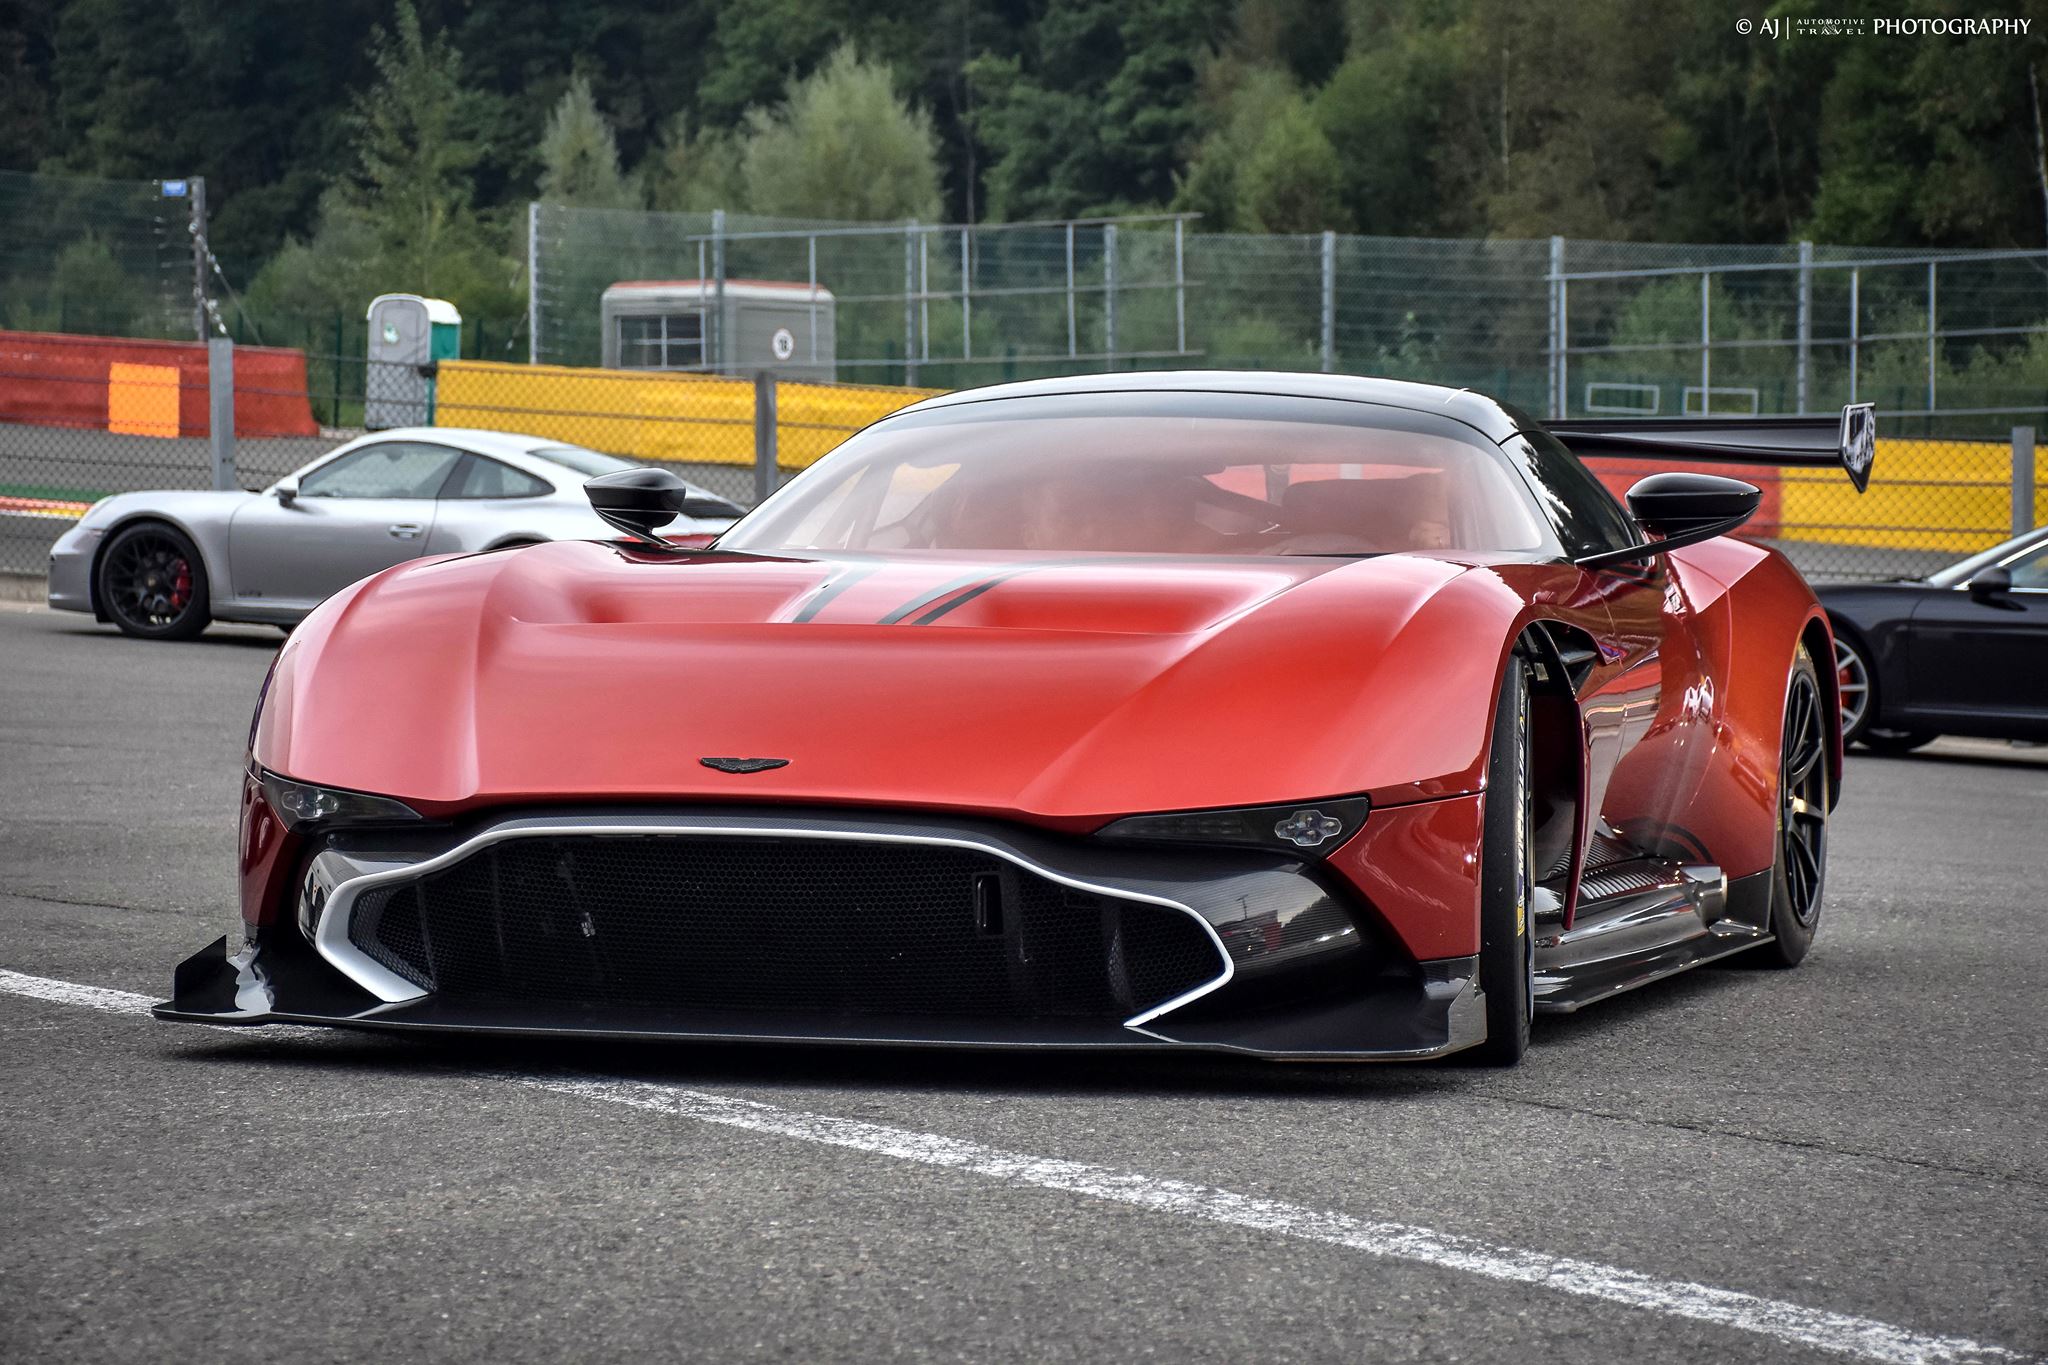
top-left (538, 74), bottom-right (636, 209)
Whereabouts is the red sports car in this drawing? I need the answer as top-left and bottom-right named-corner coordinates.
top-left (156, 374), bottom-right (1875, 1065)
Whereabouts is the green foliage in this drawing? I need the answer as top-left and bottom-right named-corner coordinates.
top-left (972, 0), bottom-right (1235, 220)
top-left (645, 114), bottom-right (745, 213)
top-left (0, 233), bottom-right (148, 334)
top-left (8, 0), bottom-right (2048, 363)
top-left (737, 43), bottom-right (943, 221)
top-left (245, 3), bottom-right (522, 343)
top-left (538, 74), bottom-right (636, 209)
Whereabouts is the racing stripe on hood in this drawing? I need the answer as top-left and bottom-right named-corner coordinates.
top-left (877, 565), bottom-right (1044, 625)
top-left (784, 562), bottom-right (878, 623)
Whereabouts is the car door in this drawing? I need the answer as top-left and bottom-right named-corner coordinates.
top-left (227, 441), bottom-right (465, 611)
top-left (1903, 537), bottom-right (2048, 734)
top-left (1499, 433), bottom-right (1720, 861)
top-left (422, 454), bottom-right (556, 556)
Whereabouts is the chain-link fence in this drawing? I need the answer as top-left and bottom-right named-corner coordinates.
top-left (532, 210), bottom-right (2048, 437)
top-left (7, 171), bottom-right (2045, 587)
top-left (0, 169), bottom-right (197, 341)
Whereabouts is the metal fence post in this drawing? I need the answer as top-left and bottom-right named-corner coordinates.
top-left (904, 220), bottom-right (918, 387)
top-left (188, 175), bottom-right (209, 342)
top-left (754, 373), bottom-right (778, 506)
top-left (1849, 268), bottom-right (1860, 404)
top-left (1546, 236), bottom-right (1563, 419)
top-left (1320, 230), bottom-right (1336, 373)
top-left (1065, 222), bottom-right (1077, 359)
top-left (919, 226), bottom-right (930, 369)
top-left (1796, 240), bottom-right (1812, 414)
top-left (1926, 261), bottom-right (1938, 413)
top-left (710, 209), bottom-right (726, 373)
top-left (207, 336), bottom-right (235, 490)
top-left (1699, 271), bottom-right (1712, 415)
top-left (526, 201), bottom-right (541, 364)
top-left (1174, 219), bottom-right (1186, 356)
top-left (2015, 427), bottom-right (2038, 537)
top-left (960, 227), bottom-right (972, 361)
top-left (1103, 224), bottom-right (1118, 369)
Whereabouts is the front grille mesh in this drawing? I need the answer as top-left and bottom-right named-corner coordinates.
top-left (348, 834), bottom-right (1222, 1020)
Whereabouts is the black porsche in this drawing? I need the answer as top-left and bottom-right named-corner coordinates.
top-left (1819, 526), bottom-right (2048, 751)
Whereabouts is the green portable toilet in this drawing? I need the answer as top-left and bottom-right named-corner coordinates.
top-left (365, 294), bottom-right (462, 429)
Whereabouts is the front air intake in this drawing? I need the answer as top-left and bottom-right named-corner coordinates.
top-left (347, 833), bottom-right (1223, 1021)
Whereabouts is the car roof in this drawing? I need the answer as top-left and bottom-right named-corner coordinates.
top-left (899, 371), bottom-right (1534, 443)
top-left (362, 427), bottom-right (572, 461)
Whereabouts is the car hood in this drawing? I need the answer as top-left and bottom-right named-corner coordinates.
top-left (259, 540), bottom-right (1542, 823)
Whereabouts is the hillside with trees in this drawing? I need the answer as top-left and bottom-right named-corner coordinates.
top-left (4, 0), bottom-right (2047, 344)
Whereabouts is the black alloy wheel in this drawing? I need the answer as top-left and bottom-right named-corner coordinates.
top-left (1756, 646), bottom-right (1828, 967)
top-left (97, 522), bottom-right (212, 640)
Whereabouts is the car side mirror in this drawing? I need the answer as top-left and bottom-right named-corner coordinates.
top-left (1967, 565), bottom-right (2013, 601)
top-left (274, 481), bottom-right (299, 508)
top-left (1575, 472), bottom-right (1762, 570)
top-left (585, 467), bottom-right (723, 546)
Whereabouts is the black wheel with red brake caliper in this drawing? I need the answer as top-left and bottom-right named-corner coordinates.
top-left (97, 522), bottom-right (212, 640)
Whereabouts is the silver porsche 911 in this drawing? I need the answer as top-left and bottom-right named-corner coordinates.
top-left (45, 428), bottom-right (742, 639)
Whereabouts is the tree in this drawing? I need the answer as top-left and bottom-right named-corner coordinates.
top-left (246, 2), bottom-right (521, 340)
top-left (538, 73), bottom-right (635, 208)
top-left (645, 113), bottom-right (744, 213)
top-left (1237, 95), bottom-right (1349, 233)
top-left (1176, 66), bottom-right (1351, 232)
top-left (737, 44), bottom-right (942, 221)
top-left (344, 0), bottom-right (490, 290)
top-left (972, 0), bottom-right (1233, 220)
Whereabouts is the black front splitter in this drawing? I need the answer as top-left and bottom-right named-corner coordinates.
top-left (154, 936), bottom-right (1488, 1063)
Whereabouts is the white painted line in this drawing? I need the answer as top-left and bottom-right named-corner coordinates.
top-left (0, 968), bottom-right (156, 1014)
top-left (0, 968), bottom-right (2033, 1365)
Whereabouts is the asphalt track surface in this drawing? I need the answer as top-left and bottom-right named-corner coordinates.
top-left (0, 601), bottom-right (2042, 1363)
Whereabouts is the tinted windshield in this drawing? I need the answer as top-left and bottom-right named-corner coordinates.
top-left (722, 393), bottom-right (1551, 558)
top-left (529, 445), bottom-right (635, 477)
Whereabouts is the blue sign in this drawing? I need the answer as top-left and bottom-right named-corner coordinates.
top-left (160, 180), bottom-right (188, 198)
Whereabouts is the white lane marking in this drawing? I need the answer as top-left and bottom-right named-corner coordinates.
top-left (0, 968), bottom-right (154, 1013)
top-left (0, 968), bottom-right (2033, 1365)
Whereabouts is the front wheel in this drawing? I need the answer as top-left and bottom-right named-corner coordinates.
top-left (1755, 645), bottom-right (1829, 968)
top-left (97, 522), bottom-right (211, 640)
top-left (1465, 656), bottom-right (1535, 1065)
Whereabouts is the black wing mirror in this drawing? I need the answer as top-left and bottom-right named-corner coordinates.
top-left (274, 479), bottom-right (299, 508)
top-left (1967, 565), bottom-right (2013, 601)
top-left (1576, 472), bottom-right (1761, 570)
top-left (585, 468), bottom-right (732, 547)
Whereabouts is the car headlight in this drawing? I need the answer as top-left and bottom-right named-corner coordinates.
top-left (258, 769), bottom-right (421, 831)
top-left (1094, 797), bottom-right (1370, 857)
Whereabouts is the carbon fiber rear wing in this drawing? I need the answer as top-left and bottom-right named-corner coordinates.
top-left (1546, 402), bottom-right (1876, 493)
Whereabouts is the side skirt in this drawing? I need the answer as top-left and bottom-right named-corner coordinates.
top-left (1534, 866), bottom-right (1774, 1015)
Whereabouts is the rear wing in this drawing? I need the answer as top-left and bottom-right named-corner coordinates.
top-left (1546, 402), bottom-right (1876, 493)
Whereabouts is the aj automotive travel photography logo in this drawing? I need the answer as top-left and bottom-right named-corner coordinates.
top-left (1737, 14), bottom-right (2034, 38)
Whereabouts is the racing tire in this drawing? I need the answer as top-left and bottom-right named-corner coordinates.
top-left (1753, 645), bottom-right (1829, 968)
top-left (97, 522), bottom-right (212, 641)
top-left (1465, 655), bottom-right (1536, 1065)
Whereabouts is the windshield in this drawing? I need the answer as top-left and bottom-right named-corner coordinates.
top-left (529, 445), bottom-right (636, 478)
top-left (721, 392), bottom-right (1550, 558)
